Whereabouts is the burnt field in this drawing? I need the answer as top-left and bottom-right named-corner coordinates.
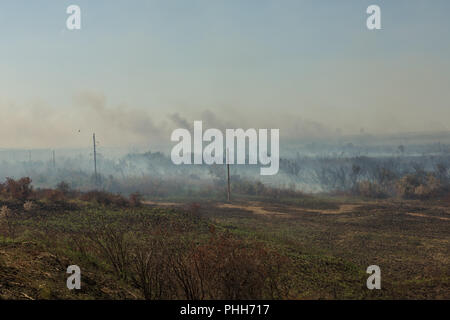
top-left (149, 197), bottom-right (450, 299)
top-left (1, 187), bottom-right (448, 299)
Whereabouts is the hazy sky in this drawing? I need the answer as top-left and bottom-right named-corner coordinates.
top-left (0, 0), bottom-right (449, 148)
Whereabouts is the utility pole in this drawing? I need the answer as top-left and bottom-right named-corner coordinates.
top-left (226, 148), bottom-right (231, 202)
top-left (93, 133), bottom-right (98, 185)
top-left (52, 150), bottom-right (56, 169)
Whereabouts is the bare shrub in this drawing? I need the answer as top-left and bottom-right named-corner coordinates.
top-left (355, 181), bottom-right (387, 199)
top-left (130, 233), bottom-right (176, 300)
top-left (81, 191), bottom-right (129, 207)
top-left (87, 226), bottom-right (131, 280)
top-left (396, 173), bottom-right (444, 199)
top-left (169, 239), bottom-right (207, 300)
top-left (35, 189), bottom-right (66, 203)
top-left (187, 232), bottom-right (291, 299)
top-left (56, 181), bottom-right (71, 195)
top-left (23, 201), bottom-right (35, 212)
top-left (0, 205), bottom-right (17, 238)
top-left (129, 192), bottom-right (142, 207)
top-left (3, 177), bottom-right (33, 201)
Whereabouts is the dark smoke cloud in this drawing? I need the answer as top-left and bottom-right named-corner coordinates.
top-left (168, 112), bottom-right (192, 130)
top-left (74, 91), bottom-right (167, 140)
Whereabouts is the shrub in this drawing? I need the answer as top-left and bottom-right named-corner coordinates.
top-left (0, 205), bottom-right (17, 238)
top-left (4, 177), bottom-right (33, 201)
top-left (40, 189), bottom-right (66, 203)
top-left (87, 226), bottom-right (132, 280)
top-left (0, 205), bottom-right (11, 219)
top-left (396, 173), bottom-right (445, 199)
top-left (174, 232), bottom-right (292, 300)
top-left (355, 181), bottom-right (387, 199)
top-left (56, 181), bottom-right (71, 195)
top-left (129, 192), bottom-right (142, 207)
top-left (80, 191), bottom-right (129, 207)
top-left (23, 201), bottom-right (35, 212)
top-left (169, 239), bottom-right (206, 300)
top-left (130, 235), bottom-right (176, 299)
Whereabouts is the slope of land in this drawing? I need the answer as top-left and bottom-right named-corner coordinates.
top-left (1, 195), bottom-right (449, 300)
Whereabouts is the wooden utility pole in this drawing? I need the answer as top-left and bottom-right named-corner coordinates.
top-left (52, 150), bottom-right (56, 168)
top-left (226, 148), bottom-right (231, 202)
top-left (93, 133), bottom-right (98, 185)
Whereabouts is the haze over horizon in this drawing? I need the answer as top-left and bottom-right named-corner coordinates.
top-left (1, 0), bottom-right (450, 149)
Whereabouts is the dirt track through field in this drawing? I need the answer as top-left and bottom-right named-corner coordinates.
top-left (143, 201), bottom-right (179, 206)
top-left (143, 200), bottom-right (364, 217)
top-left (145, 200), bottom-right (450, 222)
top-left (405, 212), bottom-right (450, 221)
top-left (217, 203), bottom-right (289, 217)
top-left (217, 203), bottom-right (362, 217)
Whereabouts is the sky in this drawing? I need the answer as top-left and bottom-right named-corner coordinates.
top-left (0, 0), bottom-right (449, 148)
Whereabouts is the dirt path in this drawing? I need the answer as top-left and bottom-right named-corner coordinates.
top-left (405, 212), bottom-right (450, 221)
top-left (143, 200), bottom-right (363, 217)
top-left (217, 202), bottom-right (362, 217)
top-left (301, 204), bottom-right (361, 215)
top-left (142, 201), bottom-right (180, 207)
top-left (217, 203), bottom-right (290, 217)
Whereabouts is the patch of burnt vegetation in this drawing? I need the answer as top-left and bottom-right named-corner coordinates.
top-left (0, 177), bottom-right (142, 212)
